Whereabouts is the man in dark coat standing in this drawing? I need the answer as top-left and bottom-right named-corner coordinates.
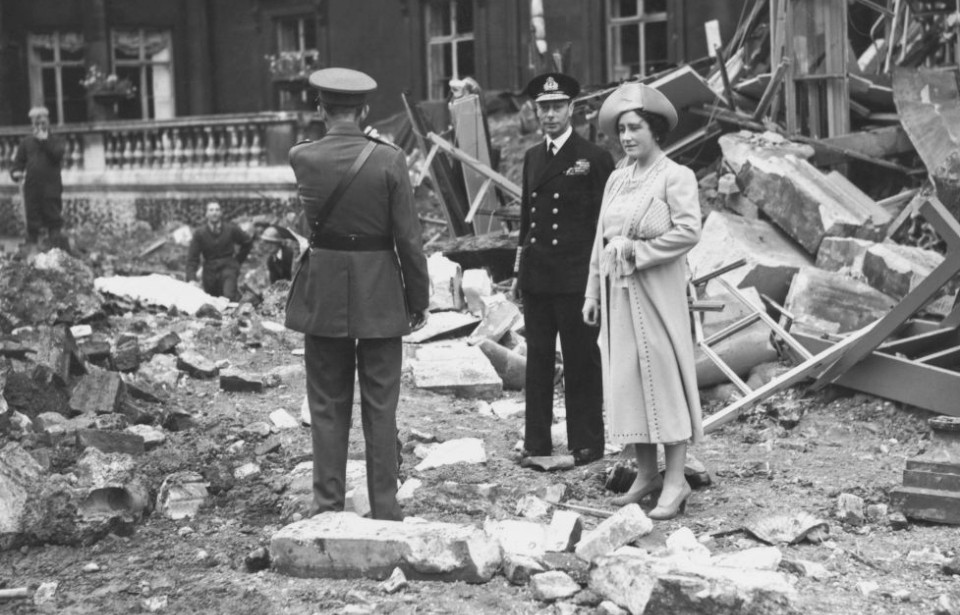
top-left (10, 106), bottom-right (66, 248)
top-left (513, 73), bottom-right (615, 466)
top-left (286, 67), bottom-right (429, 521)
top-left (185, 201), bottom-right (253, 301)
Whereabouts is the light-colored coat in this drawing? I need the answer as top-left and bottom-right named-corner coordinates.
top-left (585, 158), bottom-right (704, 443)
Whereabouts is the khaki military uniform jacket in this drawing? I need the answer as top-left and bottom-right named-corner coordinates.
top-left (287, 124), bottom-right (429, 338)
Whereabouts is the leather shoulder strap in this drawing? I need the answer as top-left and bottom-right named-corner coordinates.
top-left (310, 139), bottom-right (378, 237)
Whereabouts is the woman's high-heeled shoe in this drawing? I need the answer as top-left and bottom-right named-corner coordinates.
top-left (647, 481), bottom-right (692, 520)
top-left (610, 474), bottom-right (663, 507)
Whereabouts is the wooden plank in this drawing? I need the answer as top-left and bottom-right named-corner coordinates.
top-left (464, 178), bottom-right (493, 224)
top-left (714, 45), bottom-right (738, 112)
top-left (889, 486), bottom-right (960, 524)
top-left (703, 313), bottom-right (762, 346)
top-left (427, 132), bottom-right (521, 198)
top-left (903, 469), bottom-right (960, 492)
top-left (797, 332), bottom-right (960, 417)
top-left (451, 94), bottom-right (500, 234)
top-left (916, 344), bottom-right (960, 368)
top-left (703, 324), bottom-right (876, 433)
top-left (716, 277), bottom-right (813, 360)
top-left (812, 199), bottom-right (960, 388)
top-left (752, 58), bottom-right (790, 121)
top-left (878, 327), bottom-right (960, 356)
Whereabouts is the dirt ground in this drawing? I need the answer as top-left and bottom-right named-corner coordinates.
top-left (2, 308), bottom-right (959, 615)
top-left (2, 112), bottom-right (959, 615)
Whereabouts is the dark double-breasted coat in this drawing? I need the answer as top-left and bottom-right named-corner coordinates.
top-left (287, 121), bottom-right (428, 521)
top-left (517, 130), bottom-right (614, 456)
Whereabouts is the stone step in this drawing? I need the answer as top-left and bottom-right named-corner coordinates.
top-left (889, 486), bottom-right (960, 525)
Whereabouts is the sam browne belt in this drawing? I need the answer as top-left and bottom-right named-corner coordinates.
top-left (313, 234), bottom-right (393, 251)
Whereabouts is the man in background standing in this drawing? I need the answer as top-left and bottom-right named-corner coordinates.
top-left (185, 201), bottom-right (253, 301)
top-left (10, 106), bottom-right (67, 250)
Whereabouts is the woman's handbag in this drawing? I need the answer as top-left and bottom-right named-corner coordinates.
top-left (634, 196), bottom-right (672, 240)
top-left (284, 141), bottom-right (378, 333)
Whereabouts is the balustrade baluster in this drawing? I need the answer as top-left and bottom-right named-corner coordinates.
top-left (124, 134), bottom-right (137, 169)
top-left (115, 133), bottom-right (127, 169)
top-left (182, 128), bottom-right (196, 167)
top-left (203, 127), bottom-right (216, 166)
top-left (159, 129), bottom-right (172, 168)
top-left (172, 128), bottom-right (185, 168)
top-left (249, 127), bottom-right (264, 167)
top-left (226, 125), bottom-right (240, 166)
top-left (71, 135), bottom-right (84, 169)
top-left (143, 132), bottom-right (156, 168)
top-left (238, 126), bottom-right (251, 167)
top-left (131, 133), bottom-right (145, 169)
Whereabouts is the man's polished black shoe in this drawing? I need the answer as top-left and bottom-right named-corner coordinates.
top-left (572, 447), bottom-right (603, 466)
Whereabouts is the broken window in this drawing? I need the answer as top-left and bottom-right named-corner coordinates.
top-left (426, 0), bottom-right (476, 100)
top-left (606, 0), bottom-right (669, 81)
top-left (271, 14), bottom-right (321, 111)
top-left (111, 29), bottom-right (175, 120)
top-left (27, 32), bottom-right (87, 125)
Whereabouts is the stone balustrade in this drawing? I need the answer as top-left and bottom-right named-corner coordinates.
top-left (0, 112), bottom-right (311, 173)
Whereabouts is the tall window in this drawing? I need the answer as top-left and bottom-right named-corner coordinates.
top-left (27, 32), bottom-right (87, 125)
top-left (111, 29), bottom-right (175, 120)
top-left (273, 15), bottom-right (319, 110)
top-left (607, 0), bottom-right (668, 80)
top-left (426, 0), bottom-right (475, 100)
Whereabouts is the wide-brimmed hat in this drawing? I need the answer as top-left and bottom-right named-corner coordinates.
top-left (598, 83), bottom-right (678, 138)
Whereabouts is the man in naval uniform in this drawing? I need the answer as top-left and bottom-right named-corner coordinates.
top-left (513, 73), bottom-right (614, 466)
top-left (286, 68), bottom-right (429, 520)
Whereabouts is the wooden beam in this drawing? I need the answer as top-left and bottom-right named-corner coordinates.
top-left (752, 58), bottom-right (790, 122)
top-left (713, 45), bottom-right (738, 112)
top-left (878, 327), bottom-right (960, 356)
top-left (464, 177), bottom-right (493, 224)
top-left (426, 132), bottom-right (521, 198)
top-left (916, 344), bottom-right (960, 368)
top-left (716, 277), bottom-right (813, 360)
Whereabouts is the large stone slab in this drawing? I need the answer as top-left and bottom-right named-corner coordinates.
top-left (575, 504), bottom-right (653, 563)
top-left (270, 512), bottom-right (502, 582)
top-left (410, 343), bottom-right (503, 400)
top-left (94, 274), bottom-right (230, 315)
top-left (403, 312), bottom-right (480, 344)
top-left (414, 437), bottom-right (487, 471)
top-left (718, 130), bottom-right (815, 174)
top-left (784, 266), bottom-right (896, 337)
top-left (68, 371), bottom-right (123, 416)
top-left (687, 212), bottom-right (812, 304)
top-left (815, 237), bottom-right (875, 275)
top-left (0, 443), bottom-right (47, 548)
top-left (590, 552), bottom-right (798, 615)
top-left (862, 242), bottom-right (944, 301)
top-left (739, 154), bottom-right (890, 256)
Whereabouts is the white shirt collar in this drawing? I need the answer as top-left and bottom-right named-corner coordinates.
top-left (545, 126), bottom-right (573, 153)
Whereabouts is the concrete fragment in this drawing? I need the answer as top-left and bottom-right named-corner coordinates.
top-left (516, 494), bottom-right (551, 519)
top-left (489, 399), bottom-right (525, 419)
top-left (687, 211), bottom-right (812, 304)
top-left (484, 518), bottom-right (547, 557)
top-left (476, 339), bottom-right (526, 390)
top-left (712, 546), bottom-right (783, 570)
top-left (740, 154), bottom-right (890, 255)
top-left (545, 510), bottom-right (583, 553)
top-left (521, 455), bottom-right (575, 472)
top-left (461, 269), bottom-right (494, 315)
top-left (33, 581), bottom-right (58, 605)
top-left (665, 527), bottom-right (712, 565)
top-left (111, 334), bottom-right (141, 372)
top-left (781, 558), bottom-right (832, 580)
top-left (595, 600), bottom-right (629, 615)
top-left (379, 567), bottom-right (408, 593)
top-left (414, 438), bottom-right (486, 471)
top-left (469, 294), bottom-right (522, 345)
top-left (784, 266), bottom-right (895, 336)
top-left (403, 312), bottom-right (479, 344)
top-left (138, 354), bottom-right (180, 390)
top-left (427, 253), bottom-right (465, 311)
top-left (0, 443), bottom-right (47, 547)
top-left (837, 493), bottom-right (866, 525)
top-left (862, 242), bottom-right (944, 301)
top-left (74, 447), bottom-right (150, 525)
top-left (142, 331), bottom-right (181, 358)
top-left (70, 324), bottom-right (92, 339)
top-left (866, 503), bottom-right (889, 520)
top-left (503, 552), bottom-right (547, 585)
top-left (575, 504), bottom-right (653, 563)
top-left (156, 471), bottom-right (209, 520)
top-left (269, 409), bottom-right (299, 430)
top-left (219, 369), bottom-right (264, 393)
top-left (234, 462), bottom-right (261, 479)
top-left (590, 552), bottom-right (797, 615)
top-left (177, 351), bottom-right (219, 379)
top-left (76, 429), bottom-right (146, 456)
top-left (411, 343), bottom-right (502, 399)
top-left (270, 512), bottom-right (502, 582)
top-left (719, 130), bottom-right (815, 174)
top-left (68, 371), bottom-right (123, 416)
top-left (537, 483), bottom-right (567, 504)
top-left (126, 425), bottom-right (166, 449)
top-left (815, 236), bottom-right (875, 275)
top-left (530, 570), bottom-right (581, 602)
top-left (396, 478), bottom-right (422, 504)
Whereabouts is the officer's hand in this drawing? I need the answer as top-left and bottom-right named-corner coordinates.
top-left (509, 278), bottom-right (522, 302)
top-left (582, 298), bottom-right (600, 327)
top-left (410, 309), bottom-right (430, 332)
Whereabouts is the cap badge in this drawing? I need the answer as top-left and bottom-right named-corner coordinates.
top-left (544, 77), bottom-right (558, 92)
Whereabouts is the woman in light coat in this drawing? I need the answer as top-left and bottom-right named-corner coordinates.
top-left (582, 83), bottom-right (703, 520)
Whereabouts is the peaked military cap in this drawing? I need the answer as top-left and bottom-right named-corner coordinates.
top-left (525, 72), bottom-right (580, 103)
top-left (309, 67), bottom-right (377, 106)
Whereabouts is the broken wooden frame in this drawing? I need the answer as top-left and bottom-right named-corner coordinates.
top-left (703, 195), bottom-right (960, 432)
top-left (690, 258), bottom-right (812, 395)
top-left (423, 132), bottom-right (521, 226)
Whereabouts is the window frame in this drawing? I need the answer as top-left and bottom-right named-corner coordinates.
top-left (425, 0), bottom-right (476, 100)
top-left (110, 28), bottom-right (176, 120)
top-left (606, 0), bottom-right (669, 81)
top-left (26, 31), bottom-right (86, 126)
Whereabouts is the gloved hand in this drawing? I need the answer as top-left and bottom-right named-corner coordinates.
top-left (410, 309), bottom-right (430, 332)
top-left (600, 236), bottom-right (635, 277)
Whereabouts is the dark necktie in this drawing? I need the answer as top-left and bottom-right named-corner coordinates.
top-left (547, 142), bottom-right (556, 159)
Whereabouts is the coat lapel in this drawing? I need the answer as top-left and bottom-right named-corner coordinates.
top-left (531, 133), bottom-right (581, 191)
